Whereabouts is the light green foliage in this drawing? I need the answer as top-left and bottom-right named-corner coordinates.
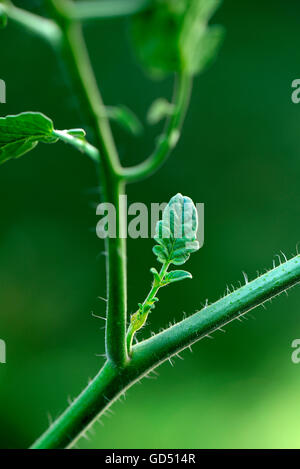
top-left (131, 0), bottom-right (224, 78)
top-left (2, 0), bottom-right (299, 452)
top-left (147, 98), bottom-right (175, 125)
top-left (153, 193), bottom-right (200, 265)
top-left (162, 269), bottom-right (192, 285)
top-left (0, 113), bottom-right (57, 164)
top-left (0, 112), bottom-right (97, 165)
top-left (127, 193), bottom-right (199, 354)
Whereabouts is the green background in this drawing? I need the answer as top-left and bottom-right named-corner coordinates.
top-left (1, 0), bottom-right (300, 449)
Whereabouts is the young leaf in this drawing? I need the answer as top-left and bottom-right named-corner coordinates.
top-left (128, 195), bottom-right (199, 355)
top-left (0, 112), bottom-right (57, 165)
top-left (147, 98), bottom-right (175, 125)
top-left (130, 0), bottom-right (224, 78)
top-left (150, 267), bottom-right (161, 286)
top-left (162, 270), bottom-right (192, 285)
top-left (180, 8), bottom-right (225, 75)
top-left (106, 106), bottom-right (143, 136)
top-left (153, 193), bottom-right (200, 265)
top-left (131, 0), bottom-right (183, 78)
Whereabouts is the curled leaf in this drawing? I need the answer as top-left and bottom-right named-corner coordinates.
top-left (66, 128), bottom-right (86, 138)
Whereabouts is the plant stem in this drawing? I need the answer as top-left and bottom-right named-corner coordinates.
top-left (104, 179), bottom-right (128, 365)
top-left (126, 262), bottom-right (170, 354)
top-left (1, 1), bottom-right (61, 45)
top-left (10, 0), bottom-right (300, 452)
top-left (121, 73), bottom-right (193, 183)
top-left (73, 0), bottom-right (152, 22)
top-left (52, 129), bottom-right (100, 162)
top-left (47, 0), bottom-right (128, 366)
top-left (31, 254), bottom-right (300, 449)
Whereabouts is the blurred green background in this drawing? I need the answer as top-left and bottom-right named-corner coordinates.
top-left (1, 0), bottom-right (300, 449)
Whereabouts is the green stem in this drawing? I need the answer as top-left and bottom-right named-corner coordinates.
top-left (73, 0), bottom-right (152, 22)
top-left (104, 180), bottom-right (128, 366)
top-left (5, 0), bottom-right (129, 365)
top-left (10, 0), bottom-right (300, 453)
top-left (31, 255), bottom-right (300, 449)
top-left (144, 263), bottom-right (169, 310)
top-left (1, 1), bottom-right (61, 45)
top-left (47, 0), bottom-right (128, 366)
top-left (121, 73), bottom-right (193, 183)
top-left (126, 262), bottom-right (170, 355)
top-left (52, 129), bottom-right (100, 162)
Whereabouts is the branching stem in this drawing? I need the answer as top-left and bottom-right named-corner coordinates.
top-left (47, 0), bottom-right (128, 366)
top-left (31, 255), bottom-right (300, 449)
top-left (121, 73), bottom-right (193, 183)
top-left (126, 262), bottom-right (170, 355)
top-left (4, 0), bottom-right (300, 452)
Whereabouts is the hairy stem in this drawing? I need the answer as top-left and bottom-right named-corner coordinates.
top-left (9, 0), bottom-right (300, 452)
top-left (121, 73), bottom-right (193, 183)
top-left (47, 0), bottom-right (128, 366)
top-left (31, 255), bottom-right (300, 449)
top-left (126, 262), bottom-right (170, 355)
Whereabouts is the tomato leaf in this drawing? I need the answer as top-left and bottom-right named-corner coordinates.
top-left (0, 112), bottom-right (96, 165)
top-left (0, 112), bottom-right (57, 164)
top-left (153, 193), bottom-right (200, 265)
top-left (131, 0), bottom-right (224, 78)
top-left (162, 270), bottom-right (192, 285)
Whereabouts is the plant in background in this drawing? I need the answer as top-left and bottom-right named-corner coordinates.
top-left (0, 0), bottom-right (299, 449)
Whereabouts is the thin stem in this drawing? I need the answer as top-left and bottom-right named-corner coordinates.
top-left (47, 0), bottom-right (128, 366)
top-left (3, 1), bottom-right (191, 188)
top-left (121, 73), bottom-right (193, 183)
top-left (4, 0), bottom-right (129, 365)
top-left (1, 1), bottom-right (62, 45)
top-left (73, 0), bottom-right (152, 22)
top-left (31, 255), bottom-right (300, 449)
top-left (52, 129), bottom-right (100, 162)
top-left (126, 262), bottom-right (170, 354)
top-left (104, 180), bottom-right (128, 366)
